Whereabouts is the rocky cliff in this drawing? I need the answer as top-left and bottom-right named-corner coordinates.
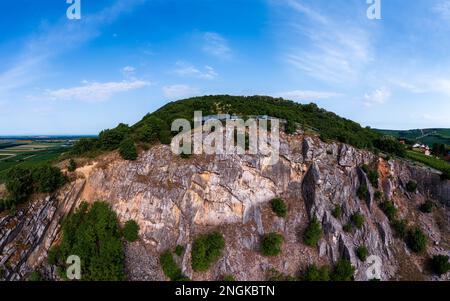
top-left (1, 133), bottom-right (449, 281)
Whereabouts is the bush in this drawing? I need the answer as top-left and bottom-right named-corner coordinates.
top-left (123, 220), bottom-right (140, 242)
top-left (191, 232), bottom-right (225, 272)
top-left (159, 130), bottom-right (172, 145)
top-left (99, 123), bottom-right (130, 150)
top-left (119, 139), bottom-right (138, 161)
top-left (379, 201), bottom-right (397, 221)
top-left (351, 212), bottom-right (365, 229)
top-left (332, 205), bottom-right (343, 219)
top-left (222, 275), bottom-right (236, 281)
top-left (303, 265), bottom-right (330, 281)
top-left (174, 245), bottom-right (185, 257)
top-left (361, 164), bottom-right (369, 173)
top-left (343, 223), bottom-right (353, 233)
top-left (419, 201), bottom-right (434, 214)
top-left (160, 251), bottom-right (183, 281)
top-left (374, 136), bottom-right (406, 157)
top-left (406, 227), bottom-right (428, 253)
top-left (357, 185), bottom-right (368, 200)
top-left (367, 170), bottom-right (379, 188)
top-left (51, 201), bottom-right (126, 280)
top-left (28, 271), bottom-right (42, 281)
top-left (32, 165), bottom-right (66, 193)
top-left (260, 233), bottom-right (284, 257)
top-left (270, 198), bottom-right (287, 218)
top-left (391, 219), bottom-right (408, 239)
top-left (430, 255), bottom-right (450, 276)
top-left (5, 167), bottom-right (34, 203)
top-left (70, 138), bottom-right (99, 156)
top-left (406, 180), bottom-right (417, 193)
top-left (356, 246), bottom-right (369, 262)
top-left (266, 268), bottom-right (298, 281)
top-left (332, 258), bottom-right (355, 281)
top-left (303, 218), bottom-right (323, 247)
top-left (68, 159), bottom-right (77, 172)
top-left (374, 191), bottom-right (383, 201)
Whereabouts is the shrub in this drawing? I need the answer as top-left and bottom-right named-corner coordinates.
top-left (174, 245), bottom-right (185, 257)
top-left (430, 255), bottom-right (450, 276)
top-left (270, 198), bottom-right (287, 218)
top-left (391, 219), bottom-right (408, 239)
top-left (303, 264), bottom-right (330, 281)
top-left (351, 212), bottom-right (365, 229)
top-left (374, 191), bottom-right (383, 201)
top-left (361, 164), bottom-right (369, 173)
top-left (160, 251), bottom-right (183, 281)
top-left (191, 232), bottom-right (225, 272)
top-left (356, 246), bottom-right (369, 262)
top-left (419, 200), bottom-right (434, 214)
top-left (222, 275), bottom-right (236, 281)
top-left (32, 165), bottom-right (66, 194)
top-left (379, 201), bottom-right (397, 221)
top-left (5, 167), bottom-right (34, 203)
top-left (406, 227), bottom-right (428, 253)
top-left (28, 271), bottom-right (42, 281)
top-left (357, 185), bottom-right (368, 200)
top-left (303, 218), bottom-right (323, 247)
top-left (374, 136), bottom-right (406, 157)
top-left (70, 138), bottom-right (99, 156)
top-left (119, 139), bottom-right (138, 161)
top-left (266, 268), bottom-right (298, 281)
top-left (99, 123), bottom-right (130, 150)
top-left (343, 223), bottom-right (353, 233)
top-left (332, 258), bottom-right (355, 281)
top-left (260, 233), bottom-right (284, 256)
top-left (159, 130), bottom-right (172, 145)
top-left (123, 220), bottom-right (140, 242)
top-left (406, 180), bottom-right (417, 193)
top-left (367, 170), bottom-right (379, 188)
top-left (51, 201), bottom-right (126, 280)
top-left (332, 205), bottom-right (343, 219)
top-left (68, 159), bottom-right (77, 172)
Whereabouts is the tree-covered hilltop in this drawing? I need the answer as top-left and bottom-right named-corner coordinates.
top-left (71, 95), bottom-right (386, 156)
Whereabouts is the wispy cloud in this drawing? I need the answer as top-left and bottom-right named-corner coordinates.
top-left (282, 0), bottom-right (372, 84)
top-left (173, 62), bottom-right (218, 79)
top-left (433, 0), bottom-right (450, 20)
top-left (163, 84), bottom-right (200, 99)
top-left (202, 32), bottom-right (232, 60)
top-left (275, 90), bottom-right (344, 101)
top-left (363, 87), bottom-right (391, 107)
top-left (36, 80), bottom-right (152, 102)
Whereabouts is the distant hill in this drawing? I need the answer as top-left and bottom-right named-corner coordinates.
top-left (376, 129), bottom-right (450, 146)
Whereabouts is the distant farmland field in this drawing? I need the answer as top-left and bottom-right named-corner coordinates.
top-left (0, 141), bottom-right (70, 183)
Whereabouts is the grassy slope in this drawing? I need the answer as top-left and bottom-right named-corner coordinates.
top-left (376, 128), bottom-right (450, 146)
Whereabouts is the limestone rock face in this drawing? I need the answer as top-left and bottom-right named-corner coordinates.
top-left (1, 134), bottom-right (449, 281)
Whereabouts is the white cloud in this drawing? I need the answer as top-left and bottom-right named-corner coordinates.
top-left (45, 80), bottom-right (151, 101)
top-left (364, 87), bottom-right (391, 107)
top-left (433, 0), bottom-right (450, 20)
top-left (173, 62), bottom-right (218, 79)
top-left (122, 66), bottom-right (136, 73)
top-left (275, 90), bottom-right (344, 101)
top-left (282, 0), bottom-right (372, 84)
top-left (202, 32), bottom-right (232, 60)
top-left (163, 85), bottom-right (200, 99)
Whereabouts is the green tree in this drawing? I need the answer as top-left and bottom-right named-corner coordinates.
top-left (303, 265), bottom-right (330, 281)
top-left (260, 233), bottom-right (284, 257)
top-left (356, 246), bottom-right (369, 261)
top-left (406, 227), bottom-right (427, 253)
top-left (270, 198), bottom-right (287, 218)
top-left (119, 139), bottom-right (138, 161)
top-left (332, 258), bottom-right (355, 281)
top-left (123, 220), bottom-right (140, 242)
top-left (351, 212), bottom-right (365, 229)
top-left (68, 159), bottom-right (77, 172)
top-left (430, 255), bottom-right (450, 276)
top-left (406, 180), bottom-right (417, 193)
top-left (160, 251), bottom-right (183, 281)
top-left (191, 232), bottom-right (225, 272)
top-left (303, 218), bottom-right (323, 246)
top-left (332, 205), bottom-right (343, 219)
top-left (32, 165), bottom-right (66, 193)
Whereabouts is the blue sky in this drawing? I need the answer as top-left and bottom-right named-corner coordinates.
top-left (1, 0), bottom-right (450, 135)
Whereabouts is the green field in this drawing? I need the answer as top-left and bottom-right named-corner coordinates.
top-left (376, 128), bottom-right (450, 147)
top-left (0, 141), bottom-right (69, 183)
top-left (405, 150), bottom-right (450, 174)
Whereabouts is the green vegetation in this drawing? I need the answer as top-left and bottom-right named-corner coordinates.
top-left (405, 150), bottom-right (450, 180)
top-left (49, 201), bottom-right (126, 281)
top-left (265, 268), bottom-right (298, 281)
top-left (379, 201), bottom-right (398, 221)
top-left (123, 220), bottom-right (140, 242)
top-left (374, 190), bottom-right (383, 201)
top-left (160, 251), bottom-right (184, 281)
top-left (174, 245), bottom-right (185, 257)
top-left (357, 184), bottom-right (368, 200)
top-left (332, 205), bottom-right (343, 219)
top-left (406, 180), bottom-right (418, 193)
top-left (430, 255), bottom-right (450, 276)
top-left (191, 232), bottom-right (225, 272)
top-left (222, 275), bottom-right (236, 281)
top-left (419, 200), bottom-right (434, 214)
top-left (303, 265), bottom-right (330, 281)
top-left (367, 170), bottom-right (379, 188)
top-left (303, 218), bottom-right (323, 247)
top-left (351, 212), bottom-right (365, 229)
top-left (0, 165), bottom-right (66, 213)
top-left (119, 139), bottom-right (138, 161)
top-left (406, 227), bottom-right (428, 253)
top-left (376, 128), bottom-right (450, 147)
top-left (356, 246), bottom-right (369, 262)
top-left (343, 223), bottom-right (353, 233)
top-left (270, 198), bottom-right (287, 218)
top-left (373, 136), bottom-right (406, 157)
top-left (391, 219), bottom-right (408, 239)
top-left (331, 258), bottom-right (355, 281)
top-left (28, 271), bottom-right (42, 281)
top-left (68, 159), bottom-right (77, 172)
top-left (260, 233), bottom-right (284, 257)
